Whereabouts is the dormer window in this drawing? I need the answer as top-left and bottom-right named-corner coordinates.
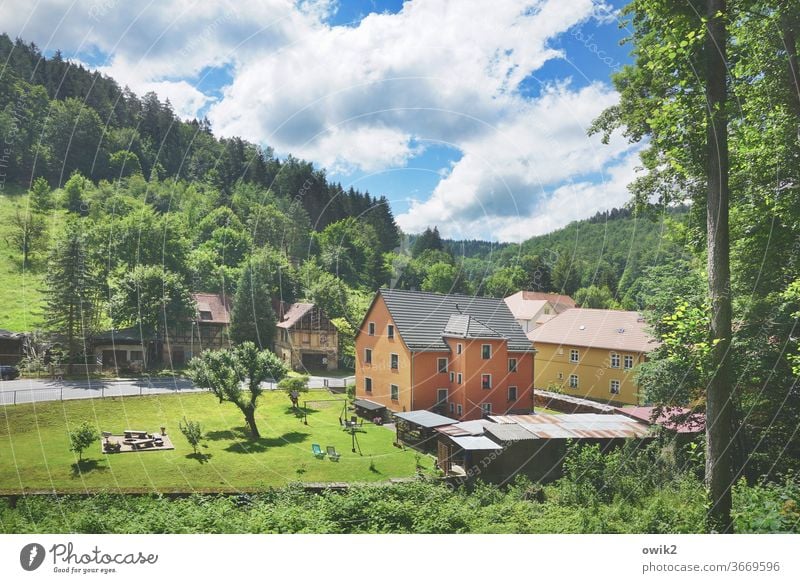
top-left (199, 310), bottom-right (213, 321)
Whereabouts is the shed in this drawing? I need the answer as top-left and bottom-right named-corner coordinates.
top-left (353, 398), bottom-right (387, 420)
top-left (394, 410), bottom-right (455, 451)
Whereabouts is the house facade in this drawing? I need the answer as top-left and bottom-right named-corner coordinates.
top-left (527, 308), bottom-right (658, 405)
top-left (94, 292), bottom-right (231, 370)
top-left (355, 289), bottom-right (534, 421)
top-left (274, 302), bottom-right (338, 371)
top-left (504, 291), bottom-right (576, 333)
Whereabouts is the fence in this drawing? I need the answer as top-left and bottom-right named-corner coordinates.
top-left (0, 379), bottom-right (202, 406)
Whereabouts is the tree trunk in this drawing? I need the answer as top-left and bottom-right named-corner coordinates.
top-left (243, 406), bottom-right (260, 439)
top-left (705, 0), bottom-right (734, 533)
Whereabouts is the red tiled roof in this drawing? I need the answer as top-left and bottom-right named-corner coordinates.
top-left (519, 291), bottom-right (576, 312)
top-left (192, 292), bottom-right (231, 324)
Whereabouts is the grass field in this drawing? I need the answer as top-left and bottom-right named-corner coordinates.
top-left (0, 390), bottom-right (428, 493)
top-left (0, 188), bottom-right (51, 332)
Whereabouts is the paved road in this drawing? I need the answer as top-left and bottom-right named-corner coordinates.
top-left (0, 377), bottom-right (202, 406)
top-left (0, 374), bottom-right (354, 405)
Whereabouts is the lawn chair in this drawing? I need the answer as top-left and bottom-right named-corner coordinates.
top-left (326, 446), bottom-right (341, 461)
top-left (311, 443), bottom-right (326, 459)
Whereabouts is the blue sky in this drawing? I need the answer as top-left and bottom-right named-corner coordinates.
top-left (6, 0), bottom-right (639, 242)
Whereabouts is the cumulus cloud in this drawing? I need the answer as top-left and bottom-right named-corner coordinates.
top-left (2, 0), bottom-right (639, 240)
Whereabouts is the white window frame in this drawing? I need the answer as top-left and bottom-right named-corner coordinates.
top-left (457, 373), bottom-right (462, 384)
top-left (457, 404), bottom-right (463, 416)
top-left (610, 352), bottom-right (620, 368)
top-left (508, 386), bottom-right (517, 401)
top-left (436, 388), bottom-right (448, 404)
top-left (368, 322), bottom-right (375, 336)
top-left (449, 372), bottom-right (454, 382)
top-left (481, 344), bottom-right (492, 360)
top-left (569, 374), bottom-right (579, 389)
top-left (624, 355), bottom-right (634, 370)
top-left (390, 353), bottom-right (399, 370)
top-left (570, 349), bottom-right (579, 363)
top-left (481, 373), bottom-right (492, 390)
top-left (364, 348), bottom-right (372, 365)
top-left (365, 377), bottom-right (372, 393)
top-left (481, 403), bottom-right (492, 415)
top-left (508, 358), bottom-right (517, 372)
top-left (387, 324), bottom-right (394, 339)
top-left (456, 343), bottom-right (463, 354)
top-left (390, 384), bottom-right (399, 400)
top-left (610, 380), bottom-right (620, 395)
top-left (437, 358), bottom-right (448, 374)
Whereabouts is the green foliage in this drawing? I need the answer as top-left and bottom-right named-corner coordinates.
top-left (28, 177), bottom-right (52, 210)
top-left (5, 207), bottom-right (46, 267)
top-left (68, 421), bottom-right (99, 462)
top-left (411, 226), bottom-right (444, 257)
top-left (188, 342), bottom-right (288, 438)
top-left (178, 417), bottom-right (204, 456)
top-left (278, 375), bottom-right (309, 395)
top-left (573, 285), bottom-right (619, 309)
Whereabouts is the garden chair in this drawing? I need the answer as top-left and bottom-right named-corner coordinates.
top-left (311, 443), bottom-right (326, 459)
top-left (326, 446), bottom-right (341, 461)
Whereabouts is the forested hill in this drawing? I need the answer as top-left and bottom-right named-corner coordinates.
top-left (0, 34), bottom-right (398, 242)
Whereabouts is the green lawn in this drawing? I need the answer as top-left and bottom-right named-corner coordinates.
top-left (0, 390), bottom-right (427, 493)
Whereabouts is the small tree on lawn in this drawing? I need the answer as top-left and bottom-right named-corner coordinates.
top-left (69, 422), bottom-right (99, 462)
top-left (179, 417), bottom-right (203, 455)
top-left (188, 342), bottom-right (288, 439)
top-left (278, 375), bottom-right (309, 410)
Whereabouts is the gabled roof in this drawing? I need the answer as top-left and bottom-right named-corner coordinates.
top-left (374, 288), bottom-right (532, 352)
top-left (276, 302), bottom-right (315, 329)
top-left (505, 291), bottom-right (576, 318)
top-left (192, 292), bottom-right (231, 324)
top-left (442, 314), bottom-right (502, 339)
top-left (527, 308), bottom-right (658, 353)
top-left (93, 326), bottom-right (148, 344)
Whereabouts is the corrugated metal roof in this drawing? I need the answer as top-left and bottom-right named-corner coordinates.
top-left (527, 308), bottom-right (659, 353)
top-left (535, 390), bottom-right (618, 413)
top-left (450, 435), bottom-right (503, 451)
top-left (436, 419), bottom-right (492, 437)
top-left (353, 399), bottom-right (386, 412)
top-left (617, 406), bottom-right (705, 434)
top-left (377, 289), bottom-right (532, 352)
top-left (488, 413), bottom-right (651, 439)
top-left (394, 410), bottom-right (455, 428)
top-left (484, 423), bottom-right (539, 441)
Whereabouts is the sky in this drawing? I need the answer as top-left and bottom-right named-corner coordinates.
top-left (2, 0), bottom-right (639, 242)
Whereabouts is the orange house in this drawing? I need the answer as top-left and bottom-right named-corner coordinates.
top-left (355, 289), bottom-right (535, 421)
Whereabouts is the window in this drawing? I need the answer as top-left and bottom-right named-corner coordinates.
top-left (449, 372), bottom-right (454, 382)
top-left (199, 310), bottom-right (213, 321)
top-left (508, 386), bottom-right (517, 401)
top-left (436, 388), bottom-right (448, 404)
top-left (457, 404), bottom-right (463, 416)
top-left (570, 349), bottom-right (579, 363)
top-left (365, 377), bottom-right (373, 393)
top-left (302, 333), bottom-right (311, 344)
top-left (449, 403), bottom-right (455, 414)
top-left (481, 374), bottom-right (492, 389)
top-left (457, 373), bottom-right (462, 384)
top-left (437, 358), bottom-right (448, 374)
top-left (624, 355), bottom-right (634, 370)
top-left (569, 374), bottom-right (579, 389)
top-left (481, 403), bottom-right (492, 415)
top-left (456, 343), bottom-right (463, 355)
top-left (281, 329), bottom-right (289, 343)
top-left (481, 344), bottom-right (492, 359)
top-left (610, 352), bottom-right (620, 368)
top-left (387, 325), bottom-right (394, 339)
top-left (130, 350), bottom-right (143, 361)
top-left (508, 358), bottom-right (517, 372)
top-left (390, 384), bottom-right (399, 400)
top-left (364, 348), bottom-right (372, 365)
top-left (390, 353), bottom-right (399, 370)
top-left (368, 322), bottom-right (375, 336)
top-left (610, 380), bottom-right (620, 394)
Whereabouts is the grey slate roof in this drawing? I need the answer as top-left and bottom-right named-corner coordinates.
top-left (377, 288), bottom-right (532, 352)
top-left (443, 314), bottom-right (502, 339)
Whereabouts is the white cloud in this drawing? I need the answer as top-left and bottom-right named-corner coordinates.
top-left (2, 0), bottom-right (640, 241)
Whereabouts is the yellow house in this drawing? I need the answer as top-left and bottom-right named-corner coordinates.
top-left (527, 308), bottom-right (659, 405)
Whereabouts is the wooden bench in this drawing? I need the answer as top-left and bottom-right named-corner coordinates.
top-left (124, 430), bottom-right (149, 440)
